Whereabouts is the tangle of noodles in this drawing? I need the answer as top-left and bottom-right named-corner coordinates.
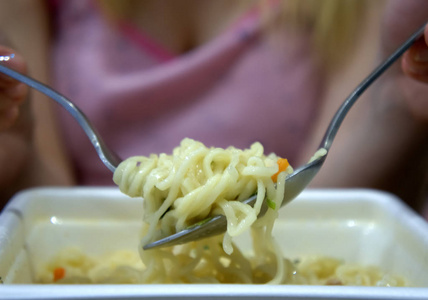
top-left (112, 138), bottom-right (291, 255)
top-left (35, 139), bottom-right (408, 286)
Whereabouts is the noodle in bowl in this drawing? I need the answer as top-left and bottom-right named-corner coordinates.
top-left (36, 138), bottom-right (408, 286)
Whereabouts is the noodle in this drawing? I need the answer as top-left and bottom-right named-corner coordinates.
top-left (36, 139), bottom-right (408, 286)
top-left (113, 138), bottom-right (288, 251)
top-left (37, 247), bottom-right (408, 286)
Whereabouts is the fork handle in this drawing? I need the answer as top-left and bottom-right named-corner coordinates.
top-left (0, 63), bottom-right (121, 172)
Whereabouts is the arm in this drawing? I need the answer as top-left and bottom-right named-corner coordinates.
top-left (301, 1), bottom-right (428, 212)
top-left (0, 0), bottom-right (74, 207)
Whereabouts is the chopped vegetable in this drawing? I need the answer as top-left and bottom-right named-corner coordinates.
top-left (266, 198), bottom-right (276, 210)
top-left (53, 267), bottom-right (66, 282)
top-left (271, 158), bottom-right (289, 183)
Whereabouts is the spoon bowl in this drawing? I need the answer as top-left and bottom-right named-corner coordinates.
top-left (143, 22), bottom-right (427, 250)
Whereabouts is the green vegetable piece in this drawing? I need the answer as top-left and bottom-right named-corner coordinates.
top-left (267, 198), bottom-right (276, 210)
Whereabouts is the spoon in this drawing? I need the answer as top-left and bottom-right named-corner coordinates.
top-left (142, 22), bottom-right (427, 249)
top-left (0, 22), bottom-right (425, 250)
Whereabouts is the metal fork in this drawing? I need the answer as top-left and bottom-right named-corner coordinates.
top-left (142, 23), bottom-right (427, 249)
top-left (0, 63), bottom-right (122, 172)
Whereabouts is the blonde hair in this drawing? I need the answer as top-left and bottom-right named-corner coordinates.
top-left (97, 0), bottom-right (136, 18)
top-left (268, 0), bottom-right (368, 68)
top-left (98, 0), bottom-right (368, 68)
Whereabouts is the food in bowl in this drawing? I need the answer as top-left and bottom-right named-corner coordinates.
top-left (37, 246), bottom-right (408, 286)
top-left (36, 139), bottom-right (407, 286)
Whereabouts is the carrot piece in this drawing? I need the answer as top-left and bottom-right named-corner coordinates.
top-left (53, 267), bottom-right (66, 282)
top-left (271, 158), bottom-right (289, 183)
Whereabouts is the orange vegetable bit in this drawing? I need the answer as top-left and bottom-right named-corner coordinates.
top-left (271, 158), bottom-right (289, 183)
top-left (53, 267), bottom-right (66, 282)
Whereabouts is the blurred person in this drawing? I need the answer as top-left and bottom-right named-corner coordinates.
top-left (0, 0), bottom-right (427, 218)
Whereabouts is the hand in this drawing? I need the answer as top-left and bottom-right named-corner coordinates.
top-left (400, 28), bottom-right (428, 121)
top-left (367, 1), bottom-right (428, 210)
top-left (401, 26), bottom-right (428, 83)
top-left (304, 1), bottom-right (428, 215)
top-left (381, 0), bottom-right (428, 121)
top-left (0, 46), bottom-right (29, 130)
top-left (0, 45), bottom-right (34, 200)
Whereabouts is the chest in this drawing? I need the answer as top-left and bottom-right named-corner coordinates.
top-left (102, 0), bottom-right (257, 54)
top-left (51, 0), bottom-right (326, 185)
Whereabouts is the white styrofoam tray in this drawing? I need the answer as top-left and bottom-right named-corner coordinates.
top-left (0, 187), bottom-right (428, 299)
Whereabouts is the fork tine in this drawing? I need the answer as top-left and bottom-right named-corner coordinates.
top-left (143, 194), bottom-right (259, 250)
top-left (143, 214), bottom-right (227, 250)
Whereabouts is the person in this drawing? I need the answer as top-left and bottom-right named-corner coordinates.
top-left (0, 0), bottom-right (427, 218)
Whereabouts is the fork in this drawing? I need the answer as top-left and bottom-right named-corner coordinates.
top-left (142, 22), bottom-right (427, 249)
top-left (0, 63), bottom-right (122, 172)
top-left (0, 23), bottom-right (425, 250)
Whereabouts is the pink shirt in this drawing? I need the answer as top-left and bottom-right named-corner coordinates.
top-left (51, 0), bottom-right (324, 185)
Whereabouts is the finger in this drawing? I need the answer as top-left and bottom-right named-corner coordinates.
top-left (0, 93), bottom-right (23, 131)
top-left (3, 82), bottom-right (27, 102)
top-left (0, 85), bottom-right (27, 110)
top-left (401, 36), bottom-right (428, 83)
top-left (0, 45), bottom-right (27, 88)
top-left (0, 46), bottom-right (28, 114)
top-left (0, 105), bottom-right (19, 130)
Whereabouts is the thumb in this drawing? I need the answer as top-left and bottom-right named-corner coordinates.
top-left (0, 46), bottom-right (29, 130)
top-left (401, 25), bottom-right (428, 83)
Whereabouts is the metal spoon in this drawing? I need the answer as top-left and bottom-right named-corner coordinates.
top-left (143, 22), bottom-right (427, 250)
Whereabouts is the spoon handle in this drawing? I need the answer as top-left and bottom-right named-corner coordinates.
top-left (0, 63), bottom-right (121, 172)
top-left (142, 22), bottom-right (428, 250)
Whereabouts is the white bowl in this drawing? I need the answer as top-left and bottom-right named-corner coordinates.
top-left (0, 187), bottom-right (428, 299)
